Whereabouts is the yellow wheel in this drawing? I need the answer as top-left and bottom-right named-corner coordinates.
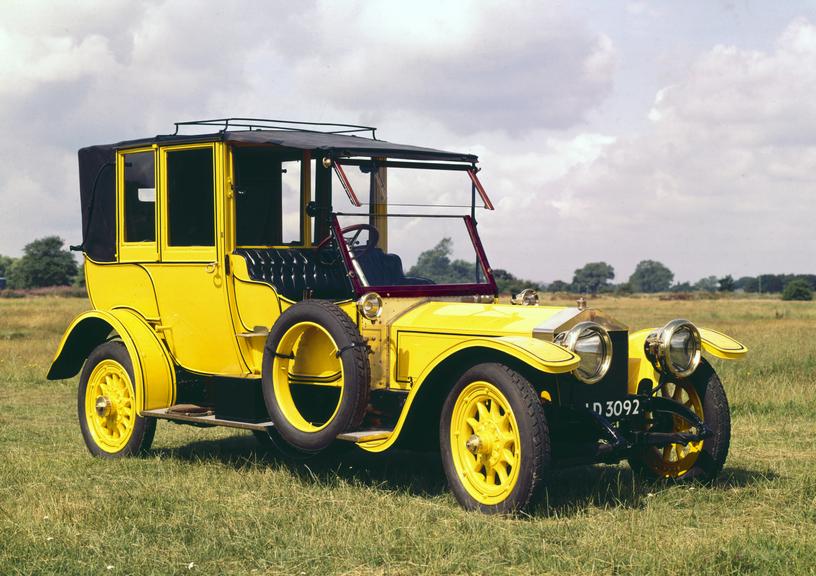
top-left (262, 300), bottom-right (369, 453)
top-left (441, 363), bottom-right (549, 513)
top-left (630, 359), bottom-right (731, 481)
top-left (78, 341), bottom-right (155, 457)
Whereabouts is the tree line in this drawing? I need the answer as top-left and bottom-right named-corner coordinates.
top-left (1, 236), bottom-right (813, 301)
top-left (407, 240), bottom-right (814, 301)
top-left (552, 260), bottom-right (814, 301)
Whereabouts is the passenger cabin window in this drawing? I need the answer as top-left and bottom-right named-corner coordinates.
top-left (234, 149), bottom-right (302, 246)
top-left (166, 148), bottom-right (215, 246)
top-left (123, 151), bottom-right (155, 242)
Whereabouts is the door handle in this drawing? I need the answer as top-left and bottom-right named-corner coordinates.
top-left (205, 262), bottom-right (218, 274)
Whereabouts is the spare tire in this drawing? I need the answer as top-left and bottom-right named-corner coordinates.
top-left (261, 300), bottom-right (370, 453)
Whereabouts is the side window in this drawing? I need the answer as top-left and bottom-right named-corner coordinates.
top-left (123, 151), bottom-right (155, 242)
top-left (234, 149), bottom-right (303, 246)
top-left (166, 148), bottom-right (215, 247)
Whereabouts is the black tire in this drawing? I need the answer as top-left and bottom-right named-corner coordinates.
top-left (261, 300), bottom-right (370, 453)
top-left (629, 359), bottom-right (731, 482)
top-left (78, 341), bottom-right (156, 458)
top-left (440, 363), bottom-right (550, 514)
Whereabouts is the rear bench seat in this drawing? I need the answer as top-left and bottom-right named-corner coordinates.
top-left (234, 248), bottom-right (353, 302)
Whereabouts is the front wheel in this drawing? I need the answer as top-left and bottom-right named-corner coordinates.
top-left (629, 359), bottom-right (731, 481)
top-left (78, 341), bottom-right (156, 457)
top-left (440, 363), bottom-right (550, 513)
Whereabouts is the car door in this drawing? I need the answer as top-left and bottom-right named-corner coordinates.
top-left (147, 142), bottom-right (248, 376)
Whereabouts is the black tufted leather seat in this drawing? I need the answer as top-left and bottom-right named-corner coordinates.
top-left (234, 248), bottom-right (353, 301)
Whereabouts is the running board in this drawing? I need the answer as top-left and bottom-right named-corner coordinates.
top-left (141, 408), bottom-right (273, 431)
top-left (336, 430), bottom-right (392, 443)
top-left (142, 408), bottom-right (392, 443)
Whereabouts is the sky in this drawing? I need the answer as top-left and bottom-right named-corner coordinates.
top-left (0, 0), bottom-right (814, 284)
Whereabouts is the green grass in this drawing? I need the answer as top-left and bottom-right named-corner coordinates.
top-left (1, 296), bottom-right (815, 575)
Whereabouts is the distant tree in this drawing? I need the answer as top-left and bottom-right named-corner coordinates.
top-left (735, 276), bottom-right (758, 292)
top-left (572, 262), bottom-right (615, 295)
top-left (73, 262), bottom-right (86, 288)
top-left (8, 236), bottom-right (78, 289)
top-left (782, 279), bottom-right (813, 301)
top-left (492, 268), bottom-right (541, 295)
top-left (694, 276), bottom-right (719, 292)
top-left (407, 239), bottom-right (539, 292)
top-left (794, 274), bottom-right (816, 290)
top-left (615, 282), bottom-right (633, 295)
top-left (757, 274), bottom-right (784, 293)
top-left (629, 260), bottom-right (674, 293)
top-left (718, 275), bottom-right (735, 292)
top-left (671, 281), bottom-right (693, 292)
top-left (0, 255), bottom-right (15, 278)
top-left (547, 280), bottom-right (572, 293)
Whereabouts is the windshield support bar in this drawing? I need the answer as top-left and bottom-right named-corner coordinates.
top-left (467, 170), bottom-right (494, 210)
top-left (332, 161), bottom-right (363, 207)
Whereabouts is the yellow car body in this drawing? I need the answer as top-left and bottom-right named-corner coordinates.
top-left (49, 118), bottom-right (747, 513)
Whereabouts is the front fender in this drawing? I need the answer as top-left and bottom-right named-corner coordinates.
top-left (358, 336), bottom-right (580, 453)
top-left (627, 326), bottom-right (747, 393)
top-left (47, 308), bottom-right (176, 413)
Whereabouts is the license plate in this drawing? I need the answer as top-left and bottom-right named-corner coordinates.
top-left (585, 398), bottom-right (641, 418)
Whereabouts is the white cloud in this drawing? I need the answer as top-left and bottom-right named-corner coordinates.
top-left (529, 17), bottom-right (816, 283)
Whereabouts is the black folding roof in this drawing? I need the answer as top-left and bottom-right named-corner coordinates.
top-left (77, 120), bottom-right (479, 263)
top-left (108, 129), bottom-right (478, 163)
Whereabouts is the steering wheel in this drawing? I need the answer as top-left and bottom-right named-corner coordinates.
top-left (317, 224), bottom-right (380, 258)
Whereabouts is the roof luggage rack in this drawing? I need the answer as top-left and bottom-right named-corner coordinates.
top-left (172, 117), bottom-right (378, 139)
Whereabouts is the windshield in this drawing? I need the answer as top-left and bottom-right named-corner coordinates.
top-left (331, 213), bottom-right (496, 297)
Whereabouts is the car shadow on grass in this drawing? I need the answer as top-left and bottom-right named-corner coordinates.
top-left (152, 433), bottom-right (450, 498)
top-left (152, 434), bottom-right (777, 516)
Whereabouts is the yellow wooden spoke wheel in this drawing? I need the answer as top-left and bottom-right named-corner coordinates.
top-left (629, 359), bottom-right (731, 482)
top-left (450, 381), bottom-right (522, 505)
top-left (642, 381), bottom-right (704, 478)
top-left (84, 359), bottom-right (136, 453)
top-left (78, 341), bottom-right (156, 458)
top-left (440, 363), bottom-right (549, 514)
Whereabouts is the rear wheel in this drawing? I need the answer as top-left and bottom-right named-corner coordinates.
top-left (78, 341), bottom-right (156, 457)
top-left (440, 363), bottom-right (550, 513)
top-left (629, 359), bottom-right (730, 481)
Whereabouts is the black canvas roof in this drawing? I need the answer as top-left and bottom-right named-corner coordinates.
top-left (108, 129), bottom-right (478, 163)
top-left (77, 125), bottom-right (477, 262)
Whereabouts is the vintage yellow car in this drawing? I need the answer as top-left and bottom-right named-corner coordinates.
top-left (49, 118), bottom-right (747, 513)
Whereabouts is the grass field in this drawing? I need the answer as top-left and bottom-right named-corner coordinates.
top-left (1, 295), bottom-right (814, 575)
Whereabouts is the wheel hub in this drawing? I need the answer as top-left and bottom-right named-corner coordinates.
top-left (95, 395), bottom-right (112, 418)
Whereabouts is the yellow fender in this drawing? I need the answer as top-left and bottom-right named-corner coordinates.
top-left (698, 327), bottom-right (748, 359)
top-left (359, 336), bottom-right (580, 453)
top-left (627, 326), bottom-right (747, 394)
top-left (47, 308), bottom-right (176, 413)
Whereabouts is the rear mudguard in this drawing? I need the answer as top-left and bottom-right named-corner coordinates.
top-left (358, 336), bottom-right (580, 453)
top-left (47, 308), bottom-right (176, 413)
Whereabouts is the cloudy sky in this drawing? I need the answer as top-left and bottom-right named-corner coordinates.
top-left (1, 0), bottom-right (814, 284)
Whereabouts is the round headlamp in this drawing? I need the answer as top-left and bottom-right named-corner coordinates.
top-left (357, 292), bottom-right (383, 320)
top-left (556, 321), bottom-right (613, 384)
top-left (512, 288), bottom-right (539, 306)
top-left (647, 319), bottom-right (701, 378)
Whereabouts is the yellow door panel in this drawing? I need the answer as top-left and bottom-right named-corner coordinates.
top-left (85, 259), bottom-right (159, 319)
top-left (146, 264), bottom-right (247, 376)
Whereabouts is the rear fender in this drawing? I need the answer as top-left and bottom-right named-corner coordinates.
top-left (47, 309), bottom-right (176, 413)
